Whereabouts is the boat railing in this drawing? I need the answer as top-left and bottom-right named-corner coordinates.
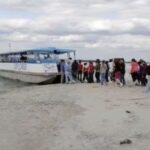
top-left (0, 47), bottom-right (76, 64)
top-left (0, 57), bottom-right (60, 64)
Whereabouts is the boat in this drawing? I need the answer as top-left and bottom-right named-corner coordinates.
top-left (0, 47), bottom-right (75, 84)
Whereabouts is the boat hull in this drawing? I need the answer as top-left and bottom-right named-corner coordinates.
top-left (0, 70), bottom-right (60, 84)
top-left (0, 62), bottom-right (60, 84)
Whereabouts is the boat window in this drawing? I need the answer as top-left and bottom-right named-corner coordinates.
top-left (20, 52), bottom-right (27, 62)
top-left (38, 53), bottom-right (55, 62)
top-left (3, 55), bottom-right (8, 62)
top-left (39, 54), bottom-right (46, 60)
top-left (46, 54), bottom-right (53, 60)
top-left (0, 54), bottom-right (24, 63)
top-left (46, 54), bottom-right (52, 59)
top-left (0, 56), bottom-right (2, 62)
top-left (36, 54), bottom-right (40, 60)
top-left (27, 53), bottom-right (36, 63)
top-left (15, 54), bottom-right (21, 62)
top-left (8, 54), bottom-right (17, 62)
top-left (0, 55), bottom-right (5, 62)
top-left (0, 49), bottom-right (75, 63)
top-left (53, 54), bottom-right (59, 62)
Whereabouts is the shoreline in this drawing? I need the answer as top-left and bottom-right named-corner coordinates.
top-left (0, 82), bottom-right (150, 150)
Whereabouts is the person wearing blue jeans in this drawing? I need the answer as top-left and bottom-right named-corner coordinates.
top-left (100, 73), bottom-right (106, 85)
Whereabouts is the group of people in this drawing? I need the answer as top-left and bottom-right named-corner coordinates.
top-left (57, 58), bottom-right (150, 92)
top-left (58, 58), bottom-right (125, 86)
top-left (130, 59), bottom-right (150, 92)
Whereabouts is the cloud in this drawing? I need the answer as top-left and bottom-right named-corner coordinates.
top-left (0, 0), bottom-right (150, 60)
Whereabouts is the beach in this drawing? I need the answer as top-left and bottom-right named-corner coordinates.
top-left (0, 79), bottom-right (150, 150)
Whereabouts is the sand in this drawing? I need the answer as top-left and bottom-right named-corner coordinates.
top-left (0, 82), bottom-right (150, 150)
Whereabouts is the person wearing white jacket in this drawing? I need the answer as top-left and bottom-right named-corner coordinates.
top-left (100, 60), bottom-right (108, 85)
top-left (64, 60), bottom-right (74, 84)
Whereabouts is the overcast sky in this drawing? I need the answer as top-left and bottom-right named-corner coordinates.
top-left (0, 0), bottom-right (150, 60)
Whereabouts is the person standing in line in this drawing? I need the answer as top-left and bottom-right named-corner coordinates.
top-left (139, 60), bottom-right (147, 86)
top-left (78, 60), bottom-right (83, 82)
top-left (105, 61), bottom-right (109, 83)
top-left (145, 64), bottom-right (150, 92)
top-left (100, 60), bottom-right (107, 85)
top-left (64, 60), bottom-right (74, 84)
top-left (120, 59), bottom-right (126, 86)
top-left (82, 63), bottom-right (88, 82)
top-left (95, 59), bottom-right (101, 83)
top-left (60, 59), bottom-right (65, 83)
top-left (88, 61), bottom-right (94, 83)
top-left (130, 58), bottom-right (140, 85)
top-left (114, 60), bottom-right (122, 86)
top-left (108, 59), bottom-right (114, 81)
top-left (72, 60), bottom-right (78, 80)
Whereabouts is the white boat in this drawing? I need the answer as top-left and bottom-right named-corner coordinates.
top-left (0, 47), bottom-right (75, 84)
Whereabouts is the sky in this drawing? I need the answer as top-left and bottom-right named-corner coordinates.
top-left (0, 0), bottom-right (150, 61)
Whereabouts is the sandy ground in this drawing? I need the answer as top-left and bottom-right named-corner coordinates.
top-left (0, 81), bottom-right (150, 150)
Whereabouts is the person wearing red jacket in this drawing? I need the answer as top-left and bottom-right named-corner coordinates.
top-left (88, 61), bottom-right (94, 83)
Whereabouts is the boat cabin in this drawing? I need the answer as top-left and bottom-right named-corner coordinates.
top-left (0, 47), bottom-right (76, 63)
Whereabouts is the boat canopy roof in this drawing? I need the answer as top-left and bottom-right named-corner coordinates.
top-left (0, 47), bottom-right (76, 55)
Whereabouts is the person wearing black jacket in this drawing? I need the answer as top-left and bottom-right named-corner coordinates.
top-left (105, 61), bottom-right (109, 82)
top-left (139, 61), bottom-right (147, 86)
top-left (72, 60), bottom-right (78, 80)
top-left (120, 59), bottom-right (126, 85)
top-left (114, 59), bottom-right (122, 86)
